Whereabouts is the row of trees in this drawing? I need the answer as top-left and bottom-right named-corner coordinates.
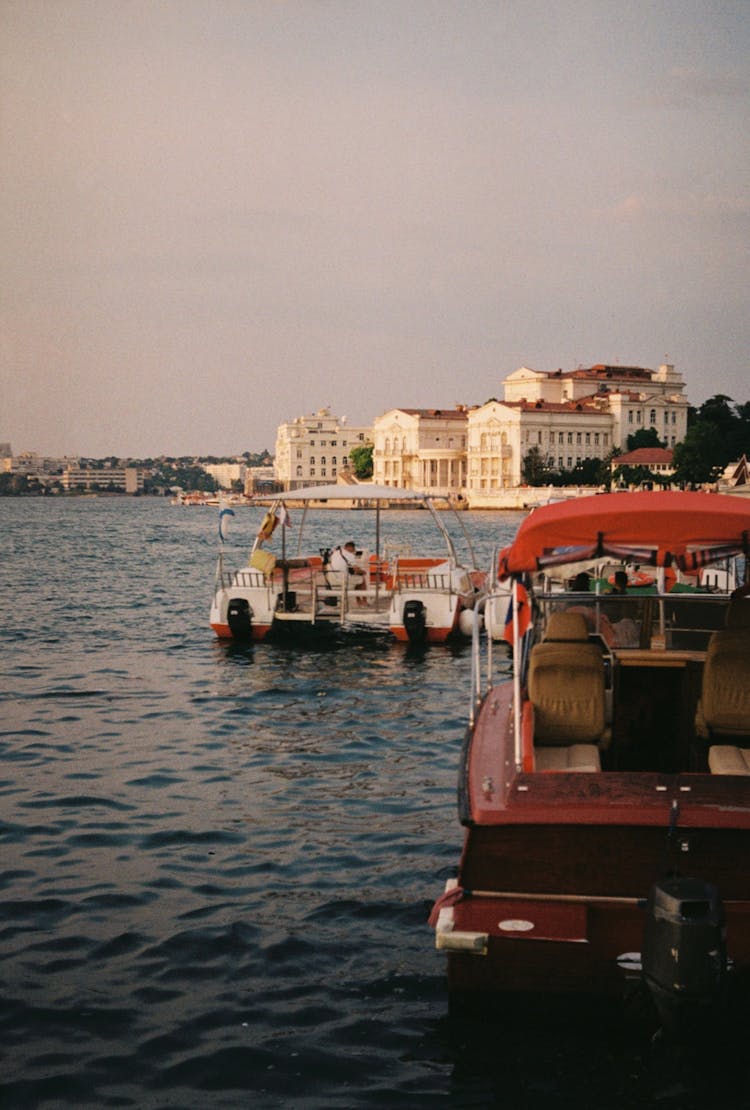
top-left (521, 394), bottom-right (750, 489)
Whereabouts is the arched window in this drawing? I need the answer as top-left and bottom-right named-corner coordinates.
top-left (650, 409), bottom-right (656, 424)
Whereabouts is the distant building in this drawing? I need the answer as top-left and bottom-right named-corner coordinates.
top-left (244, 466), bottom-right (280, 496)
top-left (203, 462), bottom-right (246, 490)
top-left (61, 465), bottom-right (144, 493)
top-left (466, 362), bottom-right (689, 492)
top-left (611, 446), bottom-right (675, 477)
top-left (274, 408), bottom-right (371, 490)
top-left (372, 407), bottom-right (469, 494)
top-left (503, 363), bottom-right (689, 450)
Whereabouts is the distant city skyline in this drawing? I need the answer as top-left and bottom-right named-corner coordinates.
top-left (2, 1), bottom-right (749, 458)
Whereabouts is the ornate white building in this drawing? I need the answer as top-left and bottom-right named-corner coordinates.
top-left (372, 407), bottom-right (469, 495)
top-left (274, 408), bottom-right (371, 490)
top-left (467, 363), bottom-right (689, 492)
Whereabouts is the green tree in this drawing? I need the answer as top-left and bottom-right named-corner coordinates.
top-left (626, 427), bottom-right (665, 451)
top-left (521, 446), bottom-right (548, 486)
top-left (672, 422), bottom-right (725, 487)
top-left (349, 443), bottom-right (374, 479)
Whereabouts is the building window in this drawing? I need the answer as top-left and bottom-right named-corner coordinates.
top-left (310, 468), bottom-right (316, 476)
top-left (567, 432), bottom-right (573, 444)
top-left (585, 433), bottom-right (591, 446)
top-left (558, 432), bottom-right (564, 445)
top-left (538, 431), bottom-right (543, 444)
top-left (567, 457), bottom-right (573, 468)
top-left (637, 411), bottom-right (642, 424)
top-left (321, 456), bottom-right (326, 465)
top-left (594, 433), bottom-right (600, 446)
top-left (558, 457), bottom-right (563, 468)
top-left (650, 409), bottom-right (656, 424)
top-left (332, 456), bottom-right (337, 466)
top-left (576, 432), bottom-right (581, 445)
top-left (628, 410), bottom-right (633, 424)
top-left (603, 434), bottom-right (609, 446)
top-left (310, 456), bottom-right (316, 465)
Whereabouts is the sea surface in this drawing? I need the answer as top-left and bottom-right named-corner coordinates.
top-left (1, 498), bottom-right (745, 1109)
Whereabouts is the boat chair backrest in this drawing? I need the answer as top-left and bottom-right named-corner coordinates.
top-left (699, 600), bottom-right (750, 773)
top-left (528, 610), bottom-right (606, 747)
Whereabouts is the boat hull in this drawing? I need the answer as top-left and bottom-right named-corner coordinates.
top-left (439, 821), bottom-right (750, 1011)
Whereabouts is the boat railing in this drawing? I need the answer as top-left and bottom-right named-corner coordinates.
top-left (394, 570), bottom-right (453, 591)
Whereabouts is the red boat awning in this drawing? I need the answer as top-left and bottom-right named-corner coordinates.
top-left (498, 491), bottom-right (750, 578)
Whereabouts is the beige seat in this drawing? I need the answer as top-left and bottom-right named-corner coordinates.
top-left (527, 611), bottom-right (605, 772)
top-left (697, 599), bottom-right (750, 774)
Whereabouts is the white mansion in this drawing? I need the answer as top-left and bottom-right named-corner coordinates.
top-left (273, 408), bottom-right (371, 490)
top-left (274, 363), bottom-right (690, 496)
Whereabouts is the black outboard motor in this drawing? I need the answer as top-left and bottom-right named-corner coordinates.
top-left (642, 876), bottom-right (727, 1040)
top-left (227, 597), bottom-right (253, 640)
top-left (403, 599), bottom-right (427, 643)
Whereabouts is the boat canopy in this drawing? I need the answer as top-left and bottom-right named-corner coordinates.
top-left (253, 483), bottom-right (427, 503)
top-left (498, 491), bottom-right (750, 578)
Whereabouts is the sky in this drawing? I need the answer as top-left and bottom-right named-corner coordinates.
top-left (2, 0), bottom-right (749, 458)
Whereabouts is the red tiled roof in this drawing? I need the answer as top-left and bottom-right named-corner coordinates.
top-left (613, 447), bottom-right (673, 465)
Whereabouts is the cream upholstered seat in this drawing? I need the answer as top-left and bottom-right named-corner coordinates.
top-left (698, 599), bottom-right (750, 774)
top-left (527, 611), bottom-right (605, 772)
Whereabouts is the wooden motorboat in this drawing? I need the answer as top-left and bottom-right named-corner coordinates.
top-left (431, 491), bottom-right (750, 1035)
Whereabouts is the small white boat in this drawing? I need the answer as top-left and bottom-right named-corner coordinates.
top-left (209, 484), bottom-right (485, 644)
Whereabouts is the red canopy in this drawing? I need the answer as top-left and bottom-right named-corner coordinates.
top-left (498, 491), bottom-right (750, 578)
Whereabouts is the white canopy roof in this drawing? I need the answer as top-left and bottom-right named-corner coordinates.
top-left (255, 483), bottom-right (427, 503)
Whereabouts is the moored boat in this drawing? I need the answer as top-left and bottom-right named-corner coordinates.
top-left (431, 490), bottom-right (750, 1035)
top-left (209, 484), bottom-right (485, 644)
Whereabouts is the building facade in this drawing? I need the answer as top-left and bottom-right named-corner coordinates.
top-left (466, 362), bottom-right (689, 493)
top-left (371, 408), bottom-right (469, 494)
top-left (274, 408), bottom-right (371, 490)
top-left (203, 462), bottom-right (247, 490)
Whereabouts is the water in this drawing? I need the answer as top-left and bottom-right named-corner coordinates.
top-left (1, 499), bottom-right (746, 1109)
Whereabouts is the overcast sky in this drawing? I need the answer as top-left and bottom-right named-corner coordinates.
top-left (2, 1), bottom-right (748, 458)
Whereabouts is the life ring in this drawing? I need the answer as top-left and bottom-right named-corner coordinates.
top-left (607, 570), bottom-right (654, 588)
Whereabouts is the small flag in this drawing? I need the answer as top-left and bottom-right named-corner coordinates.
top-left (275, 504), bottom-right (292, 528)
top-left (218, 506), bottom-right (235, 543)
top-left (503, 579), bottom-right (531, 645)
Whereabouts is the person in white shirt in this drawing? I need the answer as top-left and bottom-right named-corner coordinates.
top-left (329, 541), bottom-right (367, 601)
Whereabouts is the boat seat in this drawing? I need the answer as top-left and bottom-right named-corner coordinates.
top-left (535, 744), bottom-right (601, 772)
top-left (527, 612), bottom-right (607, 765)
top-left (695, 599), bottom-right (750, 744)
top-left (708, 745), bottom-right (750, 776)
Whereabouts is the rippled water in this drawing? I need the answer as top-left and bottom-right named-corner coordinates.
top-left (2, 498), bottom-right (746, 1109)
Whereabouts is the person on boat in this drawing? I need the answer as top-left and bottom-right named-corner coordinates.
top-left (329, 541), bottom-right (368, 601)
top-left (570, 571), bottom-right (590, 592)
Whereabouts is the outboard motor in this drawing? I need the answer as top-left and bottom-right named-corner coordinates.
top-left (403, 599), bottom-right (427, 643)
top-left (642, 876), bottom-right (727, 1040)
top-left (227, 597), bottom-right (253, 640)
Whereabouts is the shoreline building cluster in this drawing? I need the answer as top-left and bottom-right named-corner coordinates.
top-left (274, 362), bottom-right (690, 497)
